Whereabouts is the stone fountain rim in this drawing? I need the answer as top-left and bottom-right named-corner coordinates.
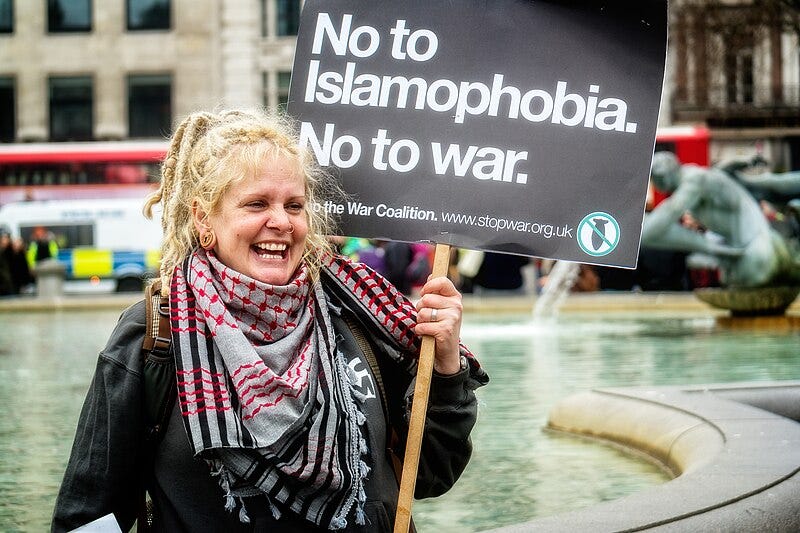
top-left (483, 381), bottom-right (800, 532)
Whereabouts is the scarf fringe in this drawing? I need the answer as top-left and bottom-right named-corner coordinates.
top-left (209, 460), bottom-right (254, 524)
top-left (238, 497), bottom-right (251, 524)
top-left (209, 461), bottom-right (238, 514)
top-left (267, 496), bottom-right (283, 520)
top-left (329, 349), bottom-right (372, 528)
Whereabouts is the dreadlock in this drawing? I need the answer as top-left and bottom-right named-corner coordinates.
top-left (143, 108), bottom-right (342, 295)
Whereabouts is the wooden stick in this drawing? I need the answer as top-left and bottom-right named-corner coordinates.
top-left (394, 242), bottom-right (452, 533)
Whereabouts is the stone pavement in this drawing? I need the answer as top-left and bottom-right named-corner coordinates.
top-left (2, 289), bottom-right (799, 316)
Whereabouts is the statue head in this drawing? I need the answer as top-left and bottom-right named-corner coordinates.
top-left (650, 151), bottom-right (681, 192)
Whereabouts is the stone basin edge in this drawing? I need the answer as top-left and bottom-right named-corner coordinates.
top-left (484, 381), bottom-right (800, 532)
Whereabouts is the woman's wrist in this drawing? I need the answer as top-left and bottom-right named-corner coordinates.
top-left (433, 354), bottom-right (467, 376)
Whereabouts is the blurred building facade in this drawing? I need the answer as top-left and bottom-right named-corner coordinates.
top-left (668, 0), bottom-right (800, 169)
top-left (0, 0), bottom-right (299, 142)
top-left (2, 0), bottom-right (800, 172)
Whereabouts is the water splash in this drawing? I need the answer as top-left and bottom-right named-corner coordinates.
top-left (533, 261), bottom-right (580, 320)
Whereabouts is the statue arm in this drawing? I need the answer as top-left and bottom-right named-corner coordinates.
top-left (715, 159), bottom-right (754, 176)
top-left (642, 216), bottom-right (741, 256)
top-left (641, 176), bottom-right (742, 257)
top-left (714, 154), bottom-right (767, 176)
top-left (641, 176), bottom-right (700, 238)
top-left (641, 208), bottom-right (706, 252)
top-left (734, 171), bottom-right (800, 196)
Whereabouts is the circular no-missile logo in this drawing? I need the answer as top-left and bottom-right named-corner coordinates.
top-left (577, 212), bottom-right (620, 257)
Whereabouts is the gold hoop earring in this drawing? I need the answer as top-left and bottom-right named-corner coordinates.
top-left (287, 224), bottom-right (295, 234)
top-left (200, 230), bottom-right (216, 250)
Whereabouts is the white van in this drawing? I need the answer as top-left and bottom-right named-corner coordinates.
top-left (0, 197), bottom-right (162, 292)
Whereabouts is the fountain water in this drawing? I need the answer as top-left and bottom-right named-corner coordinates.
top-left (532, 261), bottom-right (580, 319)
top-left (4, 300), bottom-right (800, 531)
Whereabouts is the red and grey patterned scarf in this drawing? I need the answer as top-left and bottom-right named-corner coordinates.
top-left (170, 249), bottom-right (483, 529)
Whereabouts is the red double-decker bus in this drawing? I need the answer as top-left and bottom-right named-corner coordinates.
top-left (0, 129), bottom-right (710, 207)
top-left (655, 125), bottom-right (710, 166)
top-left (0, 140), bottom-right (168, 205)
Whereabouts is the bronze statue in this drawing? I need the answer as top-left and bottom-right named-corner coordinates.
top-left (642, 151), bottom-right (800, 289)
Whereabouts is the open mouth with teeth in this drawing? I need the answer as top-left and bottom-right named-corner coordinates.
top-left (253, 242), bottom-right (288, 259)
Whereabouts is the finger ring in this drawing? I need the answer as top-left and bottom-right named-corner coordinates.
top-left (430, 308), bottom-right (438, 322)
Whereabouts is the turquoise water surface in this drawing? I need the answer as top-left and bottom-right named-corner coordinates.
top-left (1, 308), bottom-right (798, 532)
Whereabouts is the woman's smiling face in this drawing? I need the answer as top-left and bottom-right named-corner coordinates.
top-left (197, 154), bottom-right (309, 285)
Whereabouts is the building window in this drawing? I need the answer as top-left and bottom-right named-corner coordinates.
top-left (0, 0), bottom-right (13, 33)
top-left (268, 72), bottom-right (271, 107)
top-left (127, 0), bottom-right (170, 31)
top-left (260, 0), bottom-right (268, 37)
top-left (278, 71), bottom-right (291, 110)
top-left (276, 0), bottom-right (300, 36)
top-left (49, 76), bottom-right (93, 141)
top-left (128, 74), bottom-right (171, 138)
top-left (0, 78), bottom-right (14, 142)
top-left (48, 0), bottom-right (92, 33)
top-left (726, 48), bottom-right (754, 105)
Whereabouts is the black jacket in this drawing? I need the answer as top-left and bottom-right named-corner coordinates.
top-left (52, 288), bottom-right (484, 532)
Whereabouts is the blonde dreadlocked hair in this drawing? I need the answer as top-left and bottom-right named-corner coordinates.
top-left (143, 108), bottom-right (341, 295)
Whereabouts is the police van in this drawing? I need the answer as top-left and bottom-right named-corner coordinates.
top-left (0, 197), bottom-right (162, 292)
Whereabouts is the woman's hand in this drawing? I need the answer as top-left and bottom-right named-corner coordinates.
top-left (414, 276), bottom-right (464, 375)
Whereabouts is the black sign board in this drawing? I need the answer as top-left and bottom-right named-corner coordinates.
top-left (288, 0), bottom-right (667, 267)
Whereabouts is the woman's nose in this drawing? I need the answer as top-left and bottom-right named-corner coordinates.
top-left (265, 208), bottom-right (292, 232)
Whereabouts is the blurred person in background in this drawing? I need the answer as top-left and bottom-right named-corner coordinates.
top-left (0, 231), bottom-right (13, 295)
top-left (5, 235), bottom-right (34, 294)
top-left (26, 226), bottom-right (59, 268)
top-left (470, 252), bottom-right (530, 295)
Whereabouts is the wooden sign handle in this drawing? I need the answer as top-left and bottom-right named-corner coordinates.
top-left (394, 242), bottom-right (452, 533)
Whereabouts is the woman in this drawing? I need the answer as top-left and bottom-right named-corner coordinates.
top-left (52, 109), bottom-right (488, 532)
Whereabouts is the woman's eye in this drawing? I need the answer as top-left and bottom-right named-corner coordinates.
top-left (287, 203), bottom-right (304, 212)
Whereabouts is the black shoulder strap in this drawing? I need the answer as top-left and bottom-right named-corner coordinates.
top-left (143, 280), bottom-right (171, 357)
top-left (142, 280), bottom-right (175, 445)
top-left (139, 280), bottom-right (176, 531)
top-left (342, 313), bottom-right (405, 484)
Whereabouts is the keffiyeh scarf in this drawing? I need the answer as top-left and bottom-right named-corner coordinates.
top-left (170, 249), bottom-right (483, 529)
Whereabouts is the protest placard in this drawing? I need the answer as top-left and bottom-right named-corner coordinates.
top-left (288, 0), bottom-right (668, 268)
top-left (289, 5), bottom-right (668, 529)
